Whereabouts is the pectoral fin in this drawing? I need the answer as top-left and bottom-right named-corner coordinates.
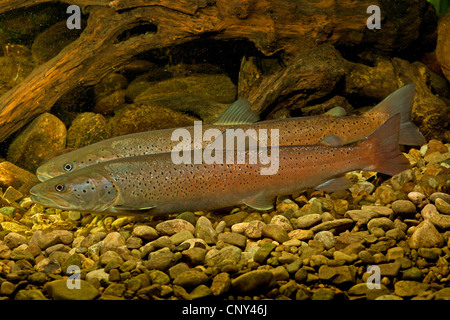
top-left (243, 192), bottom-right (274, 211)
top-left (316, 176), bottom-right (352, 192)
top-left (324, 106), bottom-right (347, 117)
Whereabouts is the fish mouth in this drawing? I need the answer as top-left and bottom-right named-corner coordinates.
top-left (35, 170), bottom-right (54, 182)
top-left (29, 192), bottom-right (72, 209)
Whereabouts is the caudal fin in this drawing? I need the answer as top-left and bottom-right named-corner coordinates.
top-left (360, 113), bottom-right (411, 176)
top-left (367, 83), bottom-right (426, 146)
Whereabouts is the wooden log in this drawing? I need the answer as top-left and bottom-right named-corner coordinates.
top-left (0, 0), bottom-right (434, 142)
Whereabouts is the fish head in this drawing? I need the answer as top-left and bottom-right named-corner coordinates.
top-left (36, 147), bottom-right (117, 181)
top-left (30, 169), bottom-right (118, 212)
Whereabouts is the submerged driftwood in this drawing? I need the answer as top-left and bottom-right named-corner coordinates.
top-left (0, 0), bottom-right (436, 142)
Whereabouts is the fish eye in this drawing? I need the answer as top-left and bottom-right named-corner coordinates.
top-left (55, 184), bottom-right (65, 192)
top-left (63, 163), bottom-right (73, 172)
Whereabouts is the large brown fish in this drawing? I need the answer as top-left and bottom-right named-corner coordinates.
top-left (30, 114), bottom-right (409, 216)
top-left (35, 83), bottom-right (423, 181)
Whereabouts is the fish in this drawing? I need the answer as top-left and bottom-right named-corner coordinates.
top-left (29, 114), bottom-right (410, 216)
top-left (35, 83), bottom-right (424, 181)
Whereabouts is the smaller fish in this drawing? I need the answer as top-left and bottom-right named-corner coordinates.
top-left (29, 114), bottom-right (409, 216)
top-left (35, 84), bottom-right (424, 182)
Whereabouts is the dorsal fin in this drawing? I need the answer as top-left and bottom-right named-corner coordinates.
top-left (214, 98), bottom-right (260, 125)
top-left (320, 135), bottom-right (343, 147)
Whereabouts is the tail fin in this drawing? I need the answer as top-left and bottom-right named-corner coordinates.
top-left (359, 113), bottom-right (411, 176)
top-left (366, 83), bottom-right (426, 146)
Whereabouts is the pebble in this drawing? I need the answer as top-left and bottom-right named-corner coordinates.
top-left (173, 270), bottom-right (209, 288)
top-left (14, 289), bottom-right (48, 300)
top-left (408, 220), bottom-right (444, 249)
top-left (295, 214), bottom-right (321, 229)
top-left (205, 246), bottom-right (241, 267)
top-left (194, 216), bottom-right (218, 245)
top-left (435, 198), bottom-right (450, 214)
top-left (314, 231), bottom-right (335, 250)
top-left (231, 270), bottom-right (274, 294)
top-left (391, 200), bottom-right (417, 217)
top-left (156, 219), bottom-right (195, 236)
top-left (244, 220), bottom-right (265, 239)
top-left (45, 279), bottom-right (99, 300)
top-left (217, 232), bottom-right (247, 249)
top-left (132, 225), bottom-right (158, 240)
top-left (394, 280), bottom-right (429, 297)
top-left (310, 219), bottom-right (354, 233)
top-left (253, 242), bottom-right (277, 264)
top-left (210, 272), bottom-right (231, 296)
top-left (261, 224), bottom-right (290, 243)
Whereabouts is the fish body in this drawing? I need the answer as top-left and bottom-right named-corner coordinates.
top-left (36, 83), bottom-right (424, 181)
top-left (30, 114), bottom-right (410, 216)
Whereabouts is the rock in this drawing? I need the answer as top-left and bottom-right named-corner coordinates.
top-left (418, 248), bottom-right (442, 260)
top-left (231, 270), bottom-right (274, 294)
top-left (210, 272), bottom-right (231, 296)
top-left (173, 270), bottom-right (209, 288)
top-left (173, 285), bottom-right (192, 300)
top-left (295, 214), bottom-right (322, 229)
top-left (348, 283), bottom-right (390, 300)
top-left (156, 219), bottom-right (195, 236)
top-left (205, 246), bottom-right (241, 267)
top-left (176, 212), bottom-right (197, 225)
top-left (3, 232), bottom-right (27, 249)
top-left (409, 220), bottom-right (444, 249)
top-left (344, 209), bottom-right (378, 224)
top-left (244, 220), bottom-right (265, 239)
top-left (45, 279), bottom-right (99, 300)
top-left (223, 211), bottom-right (248, 227)
top-left (270, 214), bottom-right (293, 232)
top-left (217, 232), bottom-right (247, 249)
top-left (434, 288), bottom-right (450, 300)
top-left (194, 216), bottom-right (218, 245)
top-left (101, 232), bottom-right (126, 255)
top-left (148, 270), bottom-right (170, 285)
top-left (93, 73), bottom-right (128, 114)
top-left (378, 262), bottom-right (401, 277)
top-left (430, 192), bottom-right (450, 204)
top-left (190, 285), bottom-right (212, 299)
top-left (14, 289), bottom-right (48, 300)
top-left (102, 283), bottom-right (126, 298)
top-left (408, 192), bottom-right (428, 207)
top-left (394, 280), bottom-right (429, 297)
top-left (253, 242), bottom-right (277, 264)
top-left (435, 198), bottom-right (450, 215)
top-left (86, 269), bottom-right (109, 284)
top-left (367, 217), bottom-right (395, 234)
top-left (314, 231), bottom-right (335, 250)
top-left (66, 112), bottom-right (111, 148)
top-left (391, 200), bottom-right (417, 217)
top-left (310, 219), bottom-right (354, 233)
top-left (312, 288), bottom-right (335, 300)
top-left (436, 10), bottom-right (450, 82)
top-left (32, 20), bottom-right (83, 64)
top-left (38, 230), bottom-right (73, 250)
top-left (10, 249), bottom-right (35, 262)
top-left (374, 185), bottom-right (396, 204)
top-left (401, 267), bottom-right (423, 281)
top-left (278, 251), bottom-right (299, 265)
top-left (261, 224), bottom-right (290, 243)
top-left (421, 204), bottom-right (450, 229)
top-left (271, 266), bottom-right (290, 281)
top-left (134, 74), bottom-right (236, 123)
top-left (146, 251), bottom-right (178, 271)
top-left (288, 229), bottom-right (314, 241)
top-left (0, 281), bottom-right (15, 296)
top-left (7, 113), bottom-right (66, 172)
top-left (349, 181), bottom-right (375, 195)
top-left (181, 247), bottom-right (206, 265)
top-left (99, 250), bottom-right (124, 267)
top-left (108, 103), bottom-right (199, 137)
top-left (170, 230), bottom-right (194, 247)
